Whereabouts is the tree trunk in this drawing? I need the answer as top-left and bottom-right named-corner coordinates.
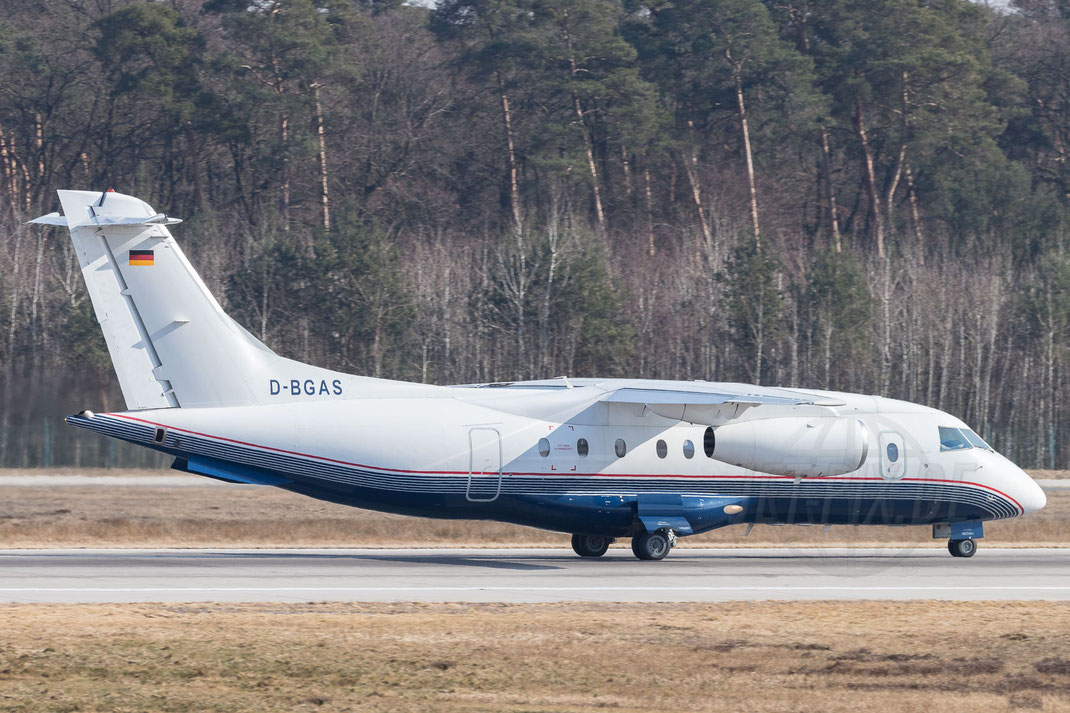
top-left (824, 321), bottom-right (833, 389)
top-left (539, 196), bottom-right (561, 375)
top-left (0, 125), bottom-right (17, 221)
top-left (184, 120), bottom-right (205, 211)
top-left (495, 71), bottom-right (522, 237)
top-left (885, 71), bottom-right (910, 243)
top-left (643, 165), bottom-right (655, 256)
top-left (885, 143), bottom-right (906, 239)
top-left (1, 227), bottom-right (23, 465)
top-left (572, 96), bottom-right (605, 234)
top-left (731, 58), bottom-right (761, 247)
top-left (33, 114), bottom-right (44, 209)
top-left (30, 229), bottom-right (45, 361)
top-left (789, 299), bottom-right (799, 387)
top-left (819, 124), bottom-right (841, 252)
top-left (682, 121), bottom-right (712, 256)
top-left (853, 101), bottom-right (885, 256)
top-left (755, 294), bottom-right (765, 385)
top-left (279, 110), bottom-right (290, 232)
top-left (879, 258), bottom-right (892, 395)
top-left (11, 136), bottom-right (32, 216)
top-left (562, 10), bottom-right (606, 235)
top-left (905, 162), bottom-right (924, 264)
top-left (1046, 290), bottom-right (1056, 468)
top-left (312, 84), bottom-right (330, 231)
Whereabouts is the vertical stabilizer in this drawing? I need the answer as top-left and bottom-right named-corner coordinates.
top-left (40, 190), bottom-right (278, 409)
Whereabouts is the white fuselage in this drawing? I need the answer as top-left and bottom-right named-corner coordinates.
top-left (72, 378), bottom-right (1046, 535)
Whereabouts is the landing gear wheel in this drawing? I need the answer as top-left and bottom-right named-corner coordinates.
top-left (571, 534), bottom-right (612, 558)
top-left (631, 530), bottom-right (672, 561)
top-left (948, 539), bottom-right (977, 558)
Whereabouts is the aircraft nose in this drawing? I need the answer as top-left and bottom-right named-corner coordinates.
top-left (1015, 470), bottom-right (1047, 515)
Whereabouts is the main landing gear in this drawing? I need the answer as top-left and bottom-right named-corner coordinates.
top-left (948, 539), bottom-right (977, 558)
top-left (569, 529), bottom-right (679, 560)
top-left (571, 534), bottom-right (613, 558)
top-left (631, 529), bottom-right (678, 561)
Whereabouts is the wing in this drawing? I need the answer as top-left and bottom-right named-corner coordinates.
top-left (601, 386), bottom-right (844, 425)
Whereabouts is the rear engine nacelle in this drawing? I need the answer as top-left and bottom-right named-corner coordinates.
top-left (710, 417), bottom-right (869, 477)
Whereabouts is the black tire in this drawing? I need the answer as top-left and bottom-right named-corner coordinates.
top-left (948, 539), bottom-right (977, 558)
top-left (571, 534), bottom-right (611, 558)
top-left (631, 531), bottom-right (671, 561)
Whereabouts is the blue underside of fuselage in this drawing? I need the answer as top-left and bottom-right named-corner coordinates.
top-left (266, 475), bottom-right (1000, 536)
top-left (69, 413), bottom-right (1015, 538)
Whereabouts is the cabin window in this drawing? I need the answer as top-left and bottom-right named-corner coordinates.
top-left (703, 427), bottom-right (715, 458)
top-left (538, 438), bottom-right (550, 457)
top-left (682, 440), bottom-right (695, 459)
top-left (656, 439), bottom-right (668, 459)
top-left (577, 438), bottom-right (589, 457)
top-left (886, 442), bottom-right (899, 463)
top-left (615, 439), bottom-right (627, 458)
top-left (938, 426), bottom-right (970, 451)
top-left (153, 427), bottom-right (167, 444)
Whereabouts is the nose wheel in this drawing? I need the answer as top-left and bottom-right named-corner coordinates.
top-left (948, 539), bottom-right (977, 558)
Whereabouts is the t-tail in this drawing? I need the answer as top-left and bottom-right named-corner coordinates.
top-left (32, 189), bottom-right (356, 409)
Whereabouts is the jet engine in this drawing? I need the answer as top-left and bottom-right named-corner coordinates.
top-left (709, 417), bottom-right (869, 477)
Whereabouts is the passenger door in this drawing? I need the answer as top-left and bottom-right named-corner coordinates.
top-left (466, 427), bottom-right (503, 502)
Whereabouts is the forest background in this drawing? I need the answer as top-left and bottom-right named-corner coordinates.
top-left (1, 0), bottom-right (1069, 469)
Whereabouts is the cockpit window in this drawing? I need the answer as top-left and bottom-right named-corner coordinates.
top-left (939, 426), bottom-right (993, 452)
top-left (939, 426), bottom-right (970, 451)
top-left (962, 429), bottom-right (992, 450)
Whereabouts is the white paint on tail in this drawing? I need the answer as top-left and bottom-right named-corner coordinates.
top-left (38, 189), bottom-right (368, 409)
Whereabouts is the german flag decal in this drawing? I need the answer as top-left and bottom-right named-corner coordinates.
top-left (129, 249), bottom-right (154, 266)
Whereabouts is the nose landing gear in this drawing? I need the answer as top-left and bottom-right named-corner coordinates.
top-left (948, 538), bottom-right (977, 558)
top-left (934, 522), bottom-right (983, 558)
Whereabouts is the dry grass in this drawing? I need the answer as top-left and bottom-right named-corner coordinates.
top-left (0, 601), bottom-right (1068, 712)
top-left (0, 470), bottom-right (1066, 548)
top-left (1029, 470), bottom-right (1070, 479)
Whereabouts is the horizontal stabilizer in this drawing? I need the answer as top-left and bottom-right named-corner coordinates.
top-left (86, 212), bottom-right (183, 227)
top-left (31, 211), bottom-right (181, 228)
top-left (28, 212), bottom-right (67, 226)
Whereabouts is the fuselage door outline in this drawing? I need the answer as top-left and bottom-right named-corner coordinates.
top-left (878, 431), bottom-right (906, 481)
top-left (466, 427), bottom-right (503, 503)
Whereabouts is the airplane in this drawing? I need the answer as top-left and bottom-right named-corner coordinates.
top-left (32, 189), bottom-right (1047, 560)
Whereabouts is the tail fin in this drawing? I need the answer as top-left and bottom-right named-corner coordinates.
top-left (34, 189), bottom-right (284, 409)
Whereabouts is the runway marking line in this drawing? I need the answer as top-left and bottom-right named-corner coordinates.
top-left (3, 586), bottom-right (1070, 593)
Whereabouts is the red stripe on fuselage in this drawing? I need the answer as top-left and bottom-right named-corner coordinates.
top-left (105, 412), bottom-right (1024, 513)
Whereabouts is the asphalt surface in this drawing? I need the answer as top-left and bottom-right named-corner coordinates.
top-left (0, 547), bottom-right (1066, 603)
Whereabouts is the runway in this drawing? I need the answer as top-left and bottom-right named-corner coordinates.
top-left (0, 547), bottom-right (1067, 603)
